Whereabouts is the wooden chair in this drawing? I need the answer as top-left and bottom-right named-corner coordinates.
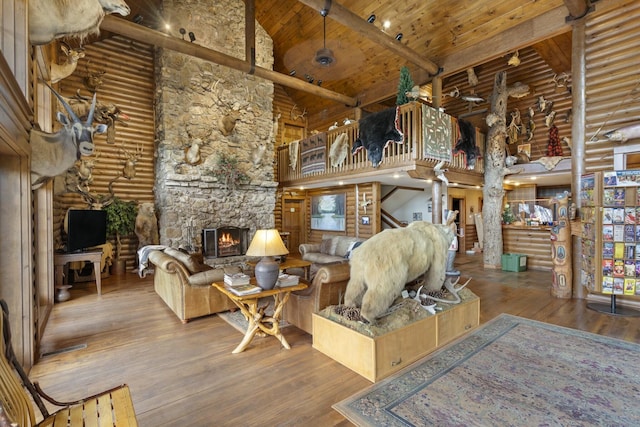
top-left (0, 300), bottom-right (138, 426)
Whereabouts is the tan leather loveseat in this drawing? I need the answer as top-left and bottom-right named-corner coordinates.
top-left (299, 234), bottom-right (365, 266)
top-left (283, 262), bottom-right (351, 334)
top-left (148, 248), bottom-right (240, 323)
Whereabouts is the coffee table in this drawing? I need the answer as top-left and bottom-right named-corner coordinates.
top-left (213, 280), bottom-right (308, 353)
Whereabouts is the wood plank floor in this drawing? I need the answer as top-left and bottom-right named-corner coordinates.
top-left (29, 254), bottom-right (640, 426)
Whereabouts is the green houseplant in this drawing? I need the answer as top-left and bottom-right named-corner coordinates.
top-left (104, 197), bottom-right (138, 274)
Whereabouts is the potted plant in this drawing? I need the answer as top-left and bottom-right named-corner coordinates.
top-left (105, 197), bottom-right (138, 275)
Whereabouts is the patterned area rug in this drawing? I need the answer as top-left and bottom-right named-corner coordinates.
top-left (217, 297), bottom-right (289, 334)
top-left (334, 313), bottom-right (640, 426)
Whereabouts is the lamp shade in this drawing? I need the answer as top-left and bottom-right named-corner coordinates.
top-left (246, 229), bottom-right (289, 257)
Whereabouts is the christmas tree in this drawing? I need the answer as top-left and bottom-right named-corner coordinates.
top-left (396, 66), bottom-right (414, 105)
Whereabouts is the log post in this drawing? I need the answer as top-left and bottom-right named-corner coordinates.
top-left (482, 71), bottom-right (508, 268)
top-left (550, 192), bottom-right (572, 298)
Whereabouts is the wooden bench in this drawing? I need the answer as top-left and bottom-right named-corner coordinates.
top-left (0, 300), bottom-right (138, 426)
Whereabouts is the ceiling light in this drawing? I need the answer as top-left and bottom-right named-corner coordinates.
top-left (395, 33), bottom-right (403, 41)
top-left (530, 176), bottom-right (537, 180)
top-left (367, 14), bottom-right (376, 23)
top-left (383, 20), bottom-right (391, 29)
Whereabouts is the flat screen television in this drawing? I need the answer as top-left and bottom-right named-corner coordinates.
top-left (66, 209), bottom-right (108, 253)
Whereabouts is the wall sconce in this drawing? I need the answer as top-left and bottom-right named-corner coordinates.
top-left (367, 14), bottom-right (376, 23)
top-left (179, 28), bottom-right (186, 40)
top-left (395, 33), bottom-right (403, 41)
top-left (189, 32), bottom-right (196, 42)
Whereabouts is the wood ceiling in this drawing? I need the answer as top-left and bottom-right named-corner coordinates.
top-left (115, 0), bottom-right (585, 124)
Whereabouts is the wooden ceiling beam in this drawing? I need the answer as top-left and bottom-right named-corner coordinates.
top-left (295, 0), bottom-right (440, 76)
top-left (99, 15), bottom-right (359, 107)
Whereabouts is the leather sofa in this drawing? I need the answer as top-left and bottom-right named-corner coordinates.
top-left (283, 262), bottom-right (351, 334)
top-left (299, 234), bottom-right (365, 266)
top-left (148, 247), bottom-right (240, 323)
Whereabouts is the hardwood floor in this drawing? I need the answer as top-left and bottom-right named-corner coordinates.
top-left (29, 254), bottom-right (640, 426)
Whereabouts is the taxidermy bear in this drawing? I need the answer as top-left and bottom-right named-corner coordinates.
top-left (134, 202), bottom-right (159, 249)
top-left (352, 107), bottom-right (404, 168)
top-left (344, 221), bottom-right (454, 323)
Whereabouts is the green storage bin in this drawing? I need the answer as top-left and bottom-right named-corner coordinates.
top-left (501, 253), bottom-right (527, 272)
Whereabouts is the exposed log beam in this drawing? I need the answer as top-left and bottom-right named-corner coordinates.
top-left (296, 0), bottom-right (440, 75)
top-left (100, 16), bottom-right (358, 107)
top-left (563, 0), bottom-right (592, 20)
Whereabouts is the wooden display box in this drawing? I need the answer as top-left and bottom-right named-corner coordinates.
top-left (312, 289), bottom-right (479, 382)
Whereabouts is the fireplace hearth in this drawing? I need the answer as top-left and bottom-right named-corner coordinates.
top-left (202, 226), bottom-right (249, 258)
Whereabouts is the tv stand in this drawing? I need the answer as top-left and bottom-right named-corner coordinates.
top-left (54, 250), bottom-right (103, 298)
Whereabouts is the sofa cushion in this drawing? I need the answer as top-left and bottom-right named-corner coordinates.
top-left (320, 238), bottom-right (333, 255)
top-left (164, 247), bottom-right (208, 274)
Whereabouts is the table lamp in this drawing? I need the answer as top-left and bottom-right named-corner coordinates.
top-left (246, 229), bottom-right (289, 290)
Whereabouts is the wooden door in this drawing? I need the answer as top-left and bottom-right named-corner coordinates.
top-left (282, 198), bottom-right (305, 255)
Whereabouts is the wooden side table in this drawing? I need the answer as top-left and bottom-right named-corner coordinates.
top-left (247, 258), bottom-right (312, 280)
top-left (212, 280), bottom-right (308, 353)
top-left (54, 250), bottom-right (103, 297)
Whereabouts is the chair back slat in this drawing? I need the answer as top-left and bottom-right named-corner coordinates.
top-left (0, 300), bottom-right (36, 426)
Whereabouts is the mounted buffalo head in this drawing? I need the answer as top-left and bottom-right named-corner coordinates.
top-left (30, 84), bottom-right (108, 189)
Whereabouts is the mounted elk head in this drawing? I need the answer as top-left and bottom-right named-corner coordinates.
top-left (30, 84), bottom-right (108, 189)
top-left (29, 0), bottom-right (130, 45)
top-left (50, 43), bottom-right (85, 84)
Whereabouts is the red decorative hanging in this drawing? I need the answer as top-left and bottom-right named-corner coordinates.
top-left (546, 125), bottom-right (563, 157)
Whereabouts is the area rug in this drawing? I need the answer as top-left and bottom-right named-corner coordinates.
top-left (334, 313), bottom-right (640, 426)
top-left (217, 297), bottom-right (289, 334)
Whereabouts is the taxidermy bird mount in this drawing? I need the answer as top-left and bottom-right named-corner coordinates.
top-left (359, 193), bottom-right (372, 214)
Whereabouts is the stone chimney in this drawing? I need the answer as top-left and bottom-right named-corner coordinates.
top-left (154, 0), bottom-right (276, 255)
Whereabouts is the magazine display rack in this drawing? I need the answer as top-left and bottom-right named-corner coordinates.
top-left (581, 171), bottom-right (640, 316)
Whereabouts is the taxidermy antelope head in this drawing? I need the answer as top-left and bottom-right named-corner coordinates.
top-left (30, 84), bottom-right (108, 189)
top-left (29, 0), bottom-right (130, 45)
top-left (50, 43), bottom-right (85, 84)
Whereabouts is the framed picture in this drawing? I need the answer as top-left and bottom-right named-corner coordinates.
top-left (413, 212), bottom-right (423, 221)
top-left (361, 216), bottom-right (370, 225)
top-left (311, 193), bottom-right (346, 231)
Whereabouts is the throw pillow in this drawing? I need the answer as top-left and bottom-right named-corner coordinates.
top-left (164, 247), bottom-right (206, 274)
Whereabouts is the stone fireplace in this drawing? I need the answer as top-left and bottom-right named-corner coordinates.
top-left (153, 0), bottom-right (276, 264)
top-left (202, 226), bottom-right (249, 258)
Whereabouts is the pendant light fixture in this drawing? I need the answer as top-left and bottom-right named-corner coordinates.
top-left (315, 8), bottom-right (335, 67)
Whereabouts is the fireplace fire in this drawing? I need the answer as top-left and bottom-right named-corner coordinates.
top-left (202, 226), bottom-right (249, 258)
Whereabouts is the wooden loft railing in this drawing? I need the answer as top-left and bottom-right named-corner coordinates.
top-left (276, 102), bottom-right (484, 187)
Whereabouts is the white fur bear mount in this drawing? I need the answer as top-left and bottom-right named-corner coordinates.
top-left (344, 221), bottom-right (454, 323)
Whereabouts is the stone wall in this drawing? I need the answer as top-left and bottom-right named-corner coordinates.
top-left (155, 0), bottom-right (276, 256)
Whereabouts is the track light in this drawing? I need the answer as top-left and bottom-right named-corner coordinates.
top-left (289, 70), bottom-right (296, 76)
top-left (395, 33), bottom-right (403, 41)
top-left (189, 32), bottom-right (196, 42)
top-left (367, 14), bottom-right (376, 23)
top-left (179, 28), bottom-right (186, 40)
top-left (133, 14), bottom-right (143, 24)
top-left (317, 80), bottom-right (323, 86)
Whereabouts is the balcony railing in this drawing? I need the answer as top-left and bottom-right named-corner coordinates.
top-left (277, 102), bottom-right (484, 186)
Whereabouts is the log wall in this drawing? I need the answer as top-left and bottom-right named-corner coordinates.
top-left (503, 225), bottom-right (552, 271)
top-left (53, 36), bottom-right (155, 270)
